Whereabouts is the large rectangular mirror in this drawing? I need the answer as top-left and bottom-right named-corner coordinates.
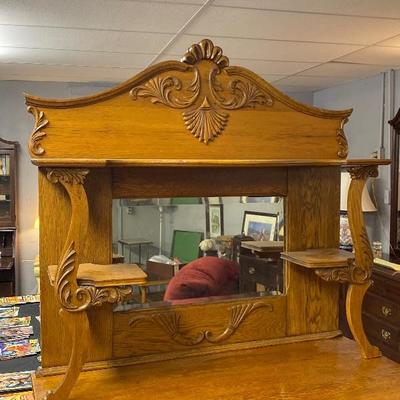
top-left (112, 196), bottom-right (285, 309)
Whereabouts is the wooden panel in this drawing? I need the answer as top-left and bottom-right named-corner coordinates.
top-left (39, 168), bottom-right (113, 368)
top-left (285, 167), bottom-right (340, 335)
top-left (32, 337), bottom-right (400, 400)
top-left (25, 40), bottom-right (351, 165)
top-left (112, 167), bottom-right (287, 198)
top-left (112, 296), bottom-right (286, 358)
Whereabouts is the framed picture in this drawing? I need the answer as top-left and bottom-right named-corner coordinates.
top-left (242, 211), bottom-right (277, 241)
top-left (206, 204), bottom-right (224, 238)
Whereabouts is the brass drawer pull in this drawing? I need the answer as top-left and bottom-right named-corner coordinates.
top-left (248, 267), bottom-right (256, 275)
top-left (381, 329), bottom-right (391, 342)
top-left (381, 306), bottom-right (392, 317)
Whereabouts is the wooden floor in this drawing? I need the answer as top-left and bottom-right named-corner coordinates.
top-left (33, 337), bottom-right (400, 400)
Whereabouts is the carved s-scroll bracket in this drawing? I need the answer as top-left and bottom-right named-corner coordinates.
top-left (46, 168), bottom-right (90, 311)
top-left (130, 39), bottom-right (273, 144)
top-left (129, 301), bottom-right (273, 346)
top-left (346, 165), bottom-right (378, 283)
top-left (28, 106), bottom-right (48, 156)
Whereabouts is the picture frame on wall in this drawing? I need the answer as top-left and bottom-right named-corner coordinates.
top-left (242, 211), bottom-right (277, 241)
top-left (206, 204), bottom-right (224, 238)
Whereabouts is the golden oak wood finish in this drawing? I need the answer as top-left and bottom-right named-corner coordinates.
top-left (32, 337), bottom-right (400, 400)
top-left (48, 263), bottom-right (147, 287)
top-left (113, 296), bottom-right (286, 358)
top-left (39, 168), bottom-right (113, 368)
top-left (112, 167), bottom-right (287, 198)
top-left (281, 248), bottom-right (354, 268)
top-left (25, 40), bottom-right (351, 165)
top-left (285, 167), bottom-right (341, 336)
top-left (27, 39), bottom-right (385, 399)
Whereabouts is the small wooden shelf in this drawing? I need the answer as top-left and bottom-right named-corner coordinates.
top-left (281, 248), bottom-right (354, 269)
top-left (48, 263), bottom-right (147, 288)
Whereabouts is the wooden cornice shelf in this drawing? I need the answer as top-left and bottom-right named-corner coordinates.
top-left (343, 159), bottom-right (391, 167)
top-left (281, 248), bottom-right (354, 269)
top-left (48, 263), bottom-right (147, 287)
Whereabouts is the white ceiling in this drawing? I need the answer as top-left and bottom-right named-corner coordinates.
top-left (2, 0), bottom-right (400, 92)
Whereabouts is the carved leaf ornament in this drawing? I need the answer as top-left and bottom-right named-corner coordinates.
top-left (130, 39), bottom-right (273, 144)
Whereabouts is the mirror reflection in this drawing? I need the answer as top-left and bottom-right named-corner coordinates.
top-left (112, 196), bottom-right (285, 309)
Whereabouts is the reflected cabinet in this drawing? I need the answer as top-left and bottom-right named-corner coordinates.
top-left (0, 138), bottom-right (17, 296)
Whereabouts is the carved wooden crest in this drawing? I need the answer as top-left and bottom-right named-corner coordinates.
top-left (130, 39), bottom-right (273, 144)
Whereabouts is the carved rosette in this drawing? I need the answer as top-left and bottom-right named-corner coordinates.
top-left (46, 168), bottom-right (89, 185)
top-left (348, 165), bottom-right (379, 180)
top-left (129, 301), bottom-right (273, 345)
top-left (130, 39), bottom-right (273, 144)
top-left (337, 118), bottom-right (349, 159)
top-left (27, 106), bottom-right (48, 156)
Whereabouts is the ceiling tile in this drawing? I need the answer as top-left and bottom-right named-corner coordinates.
top-left (167, 35), bottom-right (363, 62)
top-left (186, 7), bottom-right (400, 45)
top-left (273, 75), bottom-right (353, 91)
top-left (213, 0), bottom-right (400, 19)
top-left (300, 62), bottom-right (388, 78)
top-left (337, 46), bottom-right (400, 66)
top-left (0, 25), bottom-right (173, 54)
top-left (0, 63), bottom-right (140, 82)
top-left (377, 35), bottom-right (400, 47)
top-left (0, 48), bottom-right (155, 69)
top-left (230, 59), bottom-right (319, 75)
top-left (0, 0), bottom-right (198, 33)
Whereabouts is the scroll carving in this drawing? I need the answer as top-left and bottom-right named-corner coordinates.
top-left (348, 165), bottom-right (379, 180)
top-left (129, 301), bottom-right (273, 346)
top-left (130, 39), bottom-right (273, 144)
top-left (55, 242), bottom-right (133, 312)
top-left (27, 106), bottom-right (48, 156)
top-left (205, 302), bottom-right (273, 343)
top-left (315, 259), bottom-right (369, 284)
top-left (46, 168), bottom-right (89, 185)
top-left (336, 118), bottom-right (349, 159)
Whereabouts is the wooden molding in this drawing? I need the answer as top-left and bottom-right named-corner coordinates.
top-left (336, 118), bottom-right (349, 159)
top-left (46, 168), bottom-right (89, 185)
top-left (27, 105), bottom-right (48, 156)
top-left (129, 301), bottom-right (273, 346)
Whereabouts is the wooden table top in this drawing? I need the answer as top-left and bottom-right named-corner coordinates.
top-left (32, 336), bottom-right (400, 400)
top-left (48, 263), bottom-right (147, 288)
top-left (281, 248), bottom-right (354, 268)
top-left (118, 239), bottom-right (153, 246)
top-left (241, 240), bottom-right (284, 252)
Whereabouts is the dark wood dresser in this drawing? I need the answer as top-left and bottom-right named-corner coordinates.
top-left (239, 241), bottom-right (284, 294)
top-left (362, 265), bottom-right (400, 362)
top-left (340, 264), bottom-right (400, 362)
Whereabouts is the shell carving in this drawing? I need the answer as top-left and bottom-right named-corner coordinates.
top-left (130, 39), bottom-right (273, 144)
top-left (183, 97), bottom-right (228, 144)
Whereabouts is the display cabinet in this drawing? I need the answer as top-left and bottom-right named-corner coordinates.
top-left (0, 138), bottom-right (17, 296)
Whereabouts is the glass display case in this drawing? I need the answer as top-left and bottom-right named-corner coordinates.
top-left (0, 138), bottom-right (18, 296)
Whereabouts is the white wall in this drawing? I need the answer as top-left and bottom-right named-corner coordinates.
top-left (313, 71), bottom-right (400, 254)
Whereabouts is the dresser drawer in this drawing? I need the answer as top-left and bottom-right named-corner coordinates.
top-left (369, 273), bottom-right (400, 303)
top-left (239, 255), bottom-right (282, 292)
top-left (364, 292), bottom-right (400, 327)
top-left (363, 313), bottom-right (400, 350)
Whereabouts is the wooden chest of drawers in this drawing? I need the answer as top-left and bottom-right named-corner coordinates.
top-left (362, 265), bottom-right (400, 362)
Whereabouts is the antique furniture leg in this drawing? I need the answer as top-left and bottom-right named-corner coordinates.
top-left (346, 165), bottom-right (381, 359)
top-left (43, 169), bottom-right (91, 400)
top-left (345, 282), bottom-right (380, 359)
top-left (45, 310), bottom-right (90, 400)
